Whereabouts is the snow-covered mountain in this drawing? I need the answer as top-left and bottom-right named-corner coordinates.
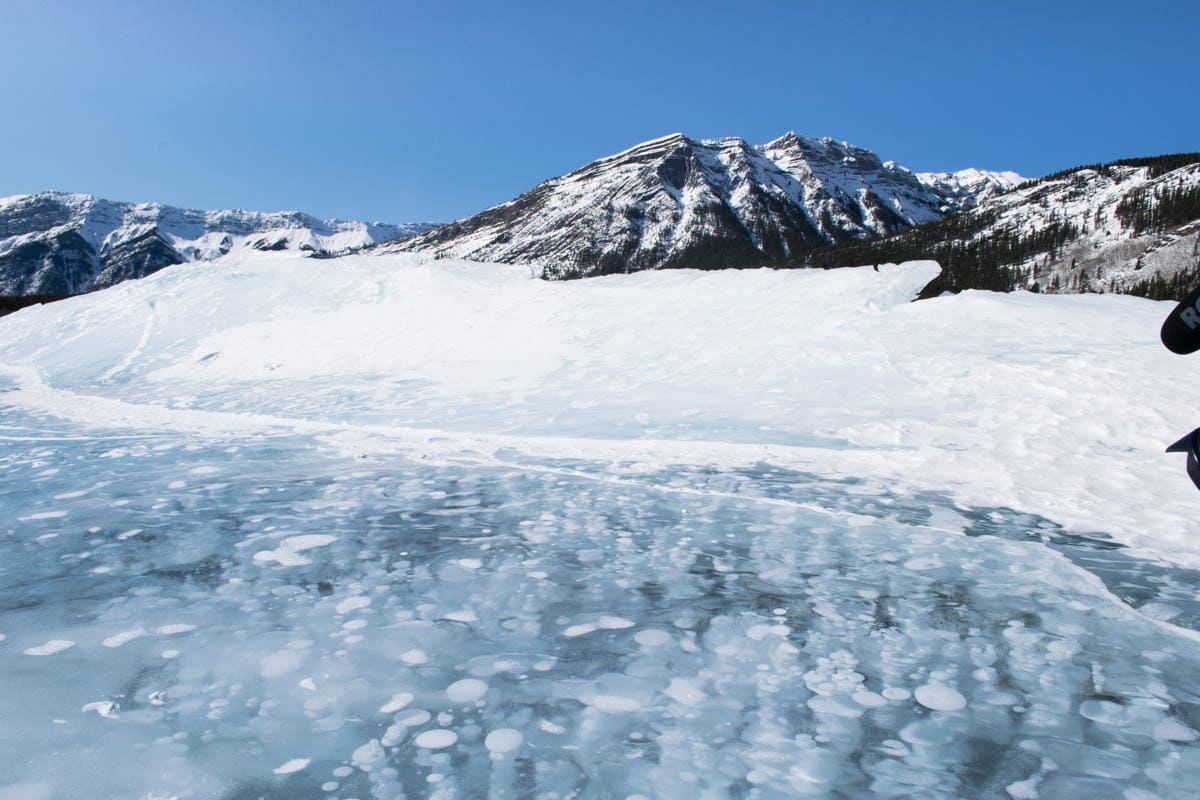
top-left (389, 132), bottom-right (1023, 278)
top-left (799, 154), bottom-right (1200, 298)
top-left (914, 166), bottom-right (1027, 209)
top-left (0, 191), bottom-right (436, 295)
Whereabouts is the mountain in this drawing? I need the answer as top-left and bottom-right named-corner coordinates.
top-left (387, 132), bottom-right (1023, 279)
top-left (796, 153), bottom-right (1200, 300)
top-left (0, 191), bottom-right (436, 296)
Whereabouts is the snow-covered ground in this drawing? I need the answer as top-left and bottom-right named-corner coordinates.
top-left (1, 253), bottom-right (1199, 799)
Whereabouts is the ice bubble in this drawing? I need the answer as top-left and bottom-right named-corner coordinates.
top-left (634, 629), bottom-right (672, 647)
top-left (598, 616), bottom-right (635, 630)
top-left (254, 534), bottom-right (337, 567)
top-left (914, 683), bottom-right (967, 712)
top-left (808, 695), bottom-right (864, 718)
top-left (447, 678), bottom-right (488, 704)
top-left (664, 678), bottom-right (707, 707)
top-left (23, 639), bottom-right (74, 656)
top-left (1079, 699), bottom-right (1125, 724)
top-left (260, 649), bottom-right (305, 678)
top-left (1005, 778), bottom-right (1039, 799)
top-left (539, 720), bottom-right (566, 734)
top-left (1140, 602), bottom-right (1183, 622)
top-left (161, 650), bottom-right (180, 659)
top-left (273, 758), bottom-right (310, 775)
top-left (400, 649), bottom-right (428, 665)
top-left (102, 628), bottom-right (146, 648)
top-left (351, 739), bottom-right (385, 771)
top-left (852, 689), bottom-right (888, 708)
top-left (484, 728), bottom-right (523, 754)
top-left (580, 694), bottom-right (643, 713)
top-left (380, 692), bottom-right (414, 713)
top-left (882, 686), bottom-right (911, 701)
top-left (746, 624), bottom-right (772, 641)
top-left (413, 729), bottom-right (458, 749)
top-left (1153, 717), bottom-right (1198, 742)
top-left (563, 623), bottom-right (597, 638)
top-left (155, 624), bottom-right (196, 635)
top-left (395, 709), bottom-right (433, 727)
top-left (81, 701), bottom-right (118, 719)
top-left (336, 596), bottom-right (371, 614)
top-left (17, 510), bottom-right (68, 521)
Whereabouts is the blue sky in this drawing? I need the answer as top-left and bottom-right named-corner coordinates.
top-left (2, 0), bottom-right (1196, 223)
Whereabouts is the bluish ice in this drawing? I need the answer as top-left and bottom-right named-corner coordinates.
top-left (2, 400), bottom-right (1199, 800)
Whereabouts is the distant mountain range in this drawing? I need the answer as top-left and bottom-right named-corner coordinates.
top-left (0, 192), bottom-right (436, 295)
top-left (386, 132), bottom-right (1023, 278)
top-left (4, 133), bottom-right (1198, 306)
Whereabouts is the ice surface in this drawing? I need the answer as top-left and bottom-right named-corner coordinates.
top-left (1, 254), bottom-right (1199, 798)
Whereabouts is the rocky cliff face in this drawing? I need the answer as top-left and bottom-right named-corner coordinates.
top-left (0, 192), bottom-right (435, 295)
top-left (389, 132), bottom-right (1022, 278)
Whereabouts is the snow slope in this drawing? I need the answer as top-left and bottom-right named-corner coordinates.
top-left (0, 251), bottom-right (1195, 565)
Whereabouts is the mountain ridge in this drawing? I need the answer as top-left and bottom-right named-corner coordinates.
top-left (793, 152), bottom-right (1200, 299)
top-left (0, 191), bottom-right (437, 295)
top-left (387, 132), bottom-right (1024, 278)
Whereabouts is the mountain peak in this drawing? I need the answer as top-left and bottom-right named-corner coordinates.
top-left (394, 131), bottom-right (1018, 278)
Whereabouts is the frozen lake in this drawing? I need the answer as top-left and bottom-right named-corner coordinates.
top-left (3, 255), bottom-right (1200, 798)
top-left (3, 401), bottom-right (1199, 800)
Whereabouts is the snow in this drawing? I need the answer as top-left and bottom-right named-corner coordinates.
top-left (1, 251), bottom-right (1199, 798)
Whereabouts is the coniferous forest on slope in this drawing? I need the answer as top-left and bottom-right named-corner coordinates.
top-left (791, 153), bottom-right (1200, 301)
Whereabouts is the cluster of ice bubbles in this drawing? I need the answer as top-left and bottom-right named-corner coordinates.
top-left (1, 405), bottom-right (1199, 800)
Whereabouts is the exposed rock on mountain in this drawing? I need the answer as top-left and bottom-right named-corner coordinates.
top-left (390, 132), bottom-right (1021, 278)
top-left (0, 192), bottom-right (435, 295)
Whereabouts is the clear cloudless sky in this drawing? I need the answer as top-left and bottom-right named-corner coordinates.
top-left (1, 0), bottom-right (1197, 223)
